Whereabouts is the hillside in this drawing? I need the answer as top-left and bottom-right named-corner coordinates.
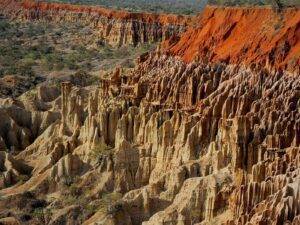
top-left (0, 0), bottom-right (190, 97)
top-left (1, 0), bottom-right (190, 46)
top-left (165, 6), bottom-right (300, 72)
top-left (45, 0), bottom-right (208, 15)
top-left (0, 1), bottom-right (299, 225)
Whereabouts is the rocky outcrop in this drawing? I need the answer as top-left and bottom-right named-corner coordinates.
top-left (0, 49), bottom-right (299, 224)
top-left (0, 0), bottom-right (190, 47)
top-left (107, 53), bottom-right (300, 225)
top-left (0, 151), bottom-right (32, 189)
top-left (164, 6), bottom-right (300, 73)
top-left (0, 3), bottom-right (299, 225)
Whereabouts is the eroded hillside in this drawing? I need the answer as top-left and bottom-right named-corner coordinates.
top-left (1, 0), bottom-right (190, 47)
top-left (165, 6), bottom-right (300, 72)
top-left (0, 2), bottom-right (299, 225)
top-left (1, 0), bottom-right (190, 98)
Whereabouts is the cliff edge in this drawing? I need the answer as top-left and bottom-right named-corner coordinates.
top-left (0, 0), bottom-right (192, 47)
top-left (165, 6), bottom-right (300, 72)
top-left (0, 3), bottom-right (299, 225)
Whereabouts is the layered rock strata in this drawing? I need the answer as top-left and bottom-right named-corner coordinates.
top-left (164, 6), bottom-right (300, 73)
top-left (0, 0), bottom-right (190, 47)
top-left (0, 3), bottom-right (299, 225)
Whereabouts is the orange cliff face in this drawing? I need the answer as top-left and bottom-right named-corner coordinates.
top-left (20, 0), bottom-right (192, 26)
top-left (164, 6), bottom-right (300, 72)
top-left (0, 0), bottom-right (192, 47)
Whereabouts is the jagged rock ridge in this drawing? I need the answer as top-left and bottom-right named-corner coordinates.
top-left (0, 3), bottom-right (299, 225)
top-left (0, 48), bottom-right (299, 224)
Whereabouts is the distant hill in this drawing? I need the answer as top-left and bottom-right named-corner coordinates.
top-left (45, 0), bottom-right (208, 15)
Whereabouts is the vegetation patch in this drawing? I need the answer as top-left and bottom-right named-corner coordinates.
top-left (0, 17), bottom-right (156, 98)
top-left (45, 0), bottom-right (207, 15)
top-left (89, 143), bottom-right (114, 159)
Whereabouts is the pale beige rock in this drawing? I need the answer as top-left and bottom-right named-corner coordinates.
top-left (0, 53), bottom-right (299, 225)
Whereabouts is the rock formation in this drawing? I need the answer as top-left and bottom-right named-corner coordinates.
top-left (0, 2), bottom-right (299, 225)
top-left (164, 6), bottom-right (300, 73)
top-left (0, 0), bottom-right (190, 47)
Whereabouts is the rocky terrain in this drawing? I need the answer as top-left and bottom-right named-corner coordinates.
top-left (2, 0), bottom-right (183, 98)
top-left (165, 6), bottom-right (300, 73)
top-left (0, 14), bottom-right (157, 98)
top-left (1, 0), bottom-right (190, 47)
top-left (0, 1), bottom-right (299, 225)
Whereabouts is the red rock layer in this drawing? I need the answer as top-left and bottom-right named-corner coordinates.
top-left (21, 0), bottom-right (191, 25)
top-left (0, 0), bottom-right (191, 26)
top-left (0, 0), bottom-right (191, 47)
top-left (165, 6), bottom-right (300, 72)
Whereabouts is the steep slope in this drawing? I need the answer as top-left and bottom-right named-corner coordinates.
top-left (0, 50), bottom-right (299, 225)
top-left (165, 6), bottom-right (300, 72)
top-left (0, 4), bottom-right (299, 225)
top-left (0, 0), bottom-right (191, 47)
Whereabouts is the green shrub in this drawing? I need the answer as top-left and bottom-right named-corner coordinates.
top-left (31, 208), bottom-right (44, 219)
top-left (41, 53), bottom-right (63, 71)
top-left (120, 59), bottom-right (135, 68)
top-left (66, 61), bottom-right (79, 70)
top-left (203, 98), bottom-right (210, 107)
top-left (41, 57), bottom-right (53, 71)
top-left (61, 175), bottom-right (76, 187)
top-left (18, 174), bottom-right (30, 183)
top-left (113, 46), bottom-right (131, 59)
top-left (25, 23), bottom-right (46, 37)
top-left (89, 143), bottom-right (113, 161)
top-left (101, 192), bottom-right (123, 214)
top-left (54, 61), bottom-right (65, 71)
top-left (83, 62), bottom-right (93, 70)
top-left (40, 45), bottom-right (54, 55)
top-left (100, 46), bottom-right (114, 58)
top-left (25, 51), bottom-right (40, 60)
top-left (5, 65), bottom-right (18, 75)
top-left (85, 204), bottom-right (98, 215)
top-left (69, 184), bottom-right (82, 197)
top-left (65, 53), bottom-right (81, 69)
top-left (0, 20), bottom-right (10, 32)
top-left (21, 58), bottom-right (36, 66)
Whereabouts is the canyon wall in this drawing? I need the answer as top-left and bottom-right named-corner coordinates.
top-left (0, 48), bottom-right (299, 225)
top-left (0, 0), bottom-right (190, 47)
top-left (164, 6), bottom-right (300, 73)
top-left (0, 3), bottom-right (299, 225)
